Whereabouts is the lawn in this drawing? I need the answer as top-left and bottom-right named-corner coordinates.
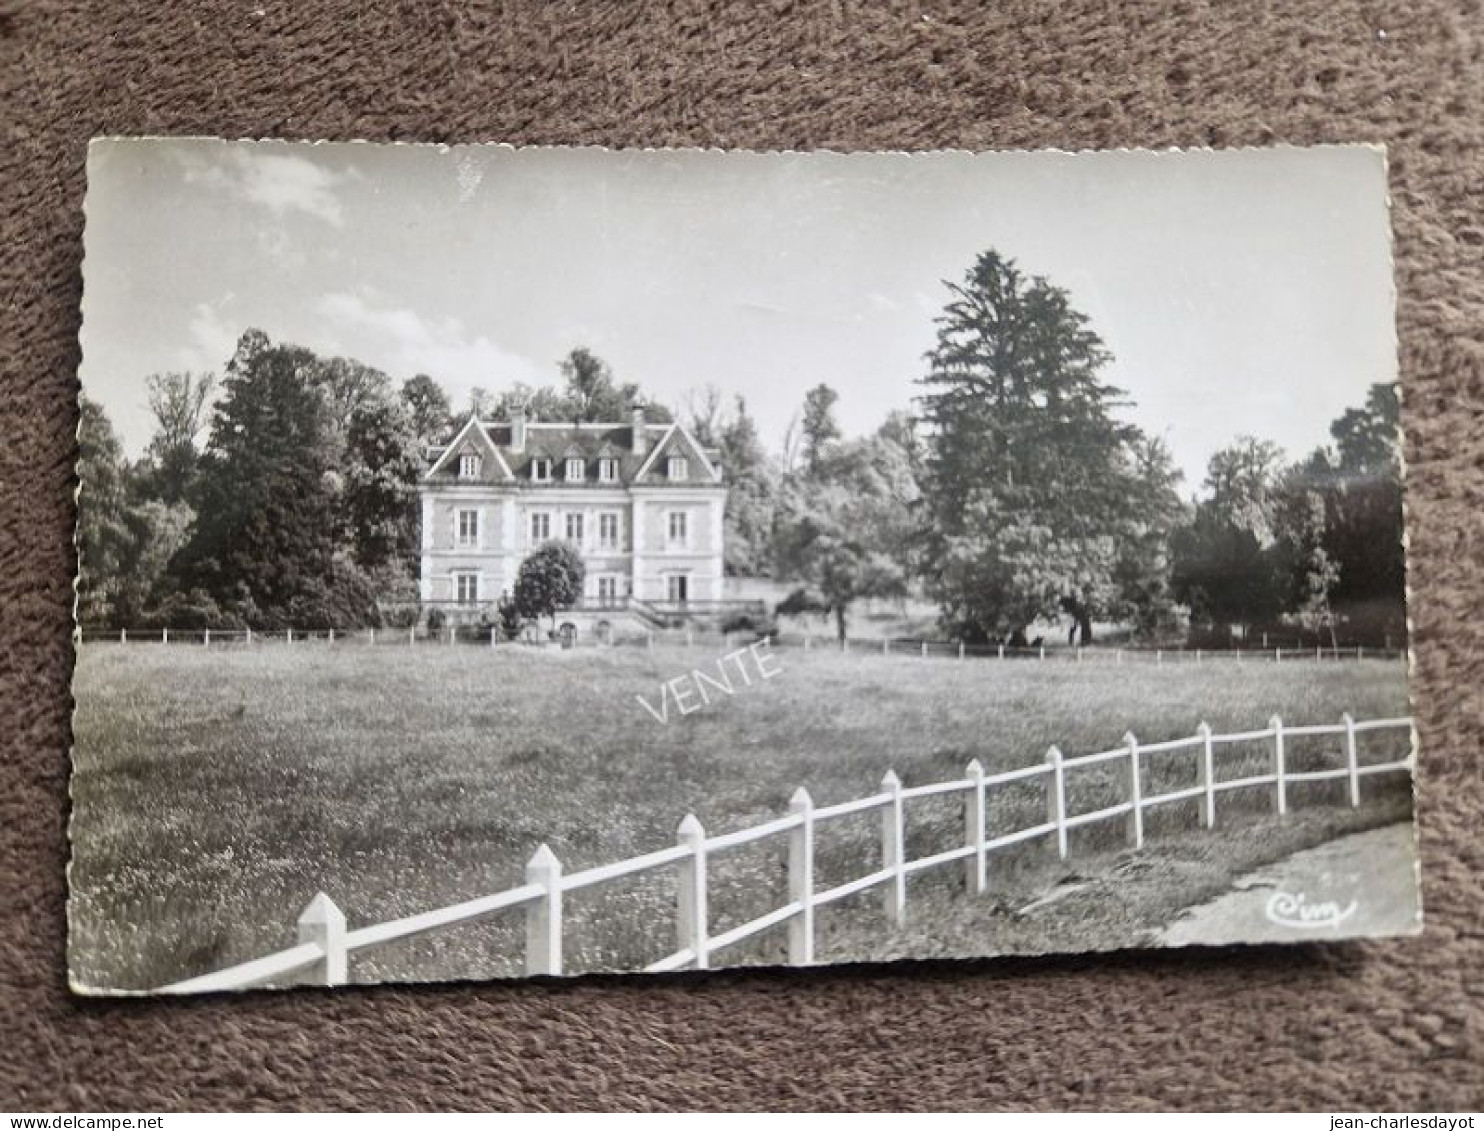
top-left (67, 641), bottom-right (1415, 991)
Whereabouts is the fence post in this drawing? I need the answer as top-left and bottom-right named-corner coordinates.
top-left (409, 625), bottom-right (415, 646)
top-left (1195, 648), bottom-right (1202, 664)
top-left (1275, 647), bottom-right (1281, 663)
top-left (1270, 715), bottom-right (1287, 815)
top-left (1197, 722), bottom-right (1216, 829)
top-left (1116, 648), bottom-right (1123, 665)
top-left (1357, 645), bottom-right (1364, 661)
top-left (998, 644), bottom-right (1005, 660)
top-left (676, 814), bottom-right (709, 970)
top-left (964, 758), bottom-right (986, 895)
top-left (921, 640), bottom-right (927, 659)
top-left (880, 770), bottom-right (906, 925)
top-left (524, 844), bottom-right (563, 977)
top-left (1343, 712), bottom-right (1360, 808)
top-left (286, 627), bottom-right (293, 645)
top-left (490, 625), bottom-right (498, 649)
top-left (245, 626), bottom-right (252, 646)
top-left (328, 628), bottom-right (335, 645)
top-left (1038, 644), bottom-right (1045, 662)
top-left (1156, 649), bottom-right (1162, 665)
top-left (787, 788), bottom-right (815, 966)
top-left (1123, 732), bottom-right (1144, 848)
top-left (162, 628), bottom-right (169, 645)
top-left (120, 628), bottom-right (127, 644)
top-left (297, 893), bottom-right (347, 986)
top-left (369, 628), bottom-right (376, 647)
top-left (448, 626), bottom-right (455, 646)
top-left (203, 629), bottom-right (210, 647)
top-left (1045, 747), bottom-right (1067, 860)
top-left (1316, 645), bottom-right (1322, 662)
top-left (959, 641), bottom-right (965, 660)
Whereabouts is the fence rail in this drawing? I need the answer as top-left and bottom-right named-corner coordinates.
top-left (157, 712), bottom-right (1415, 993)
top-left (78, 624), bottom-right (1407, 664)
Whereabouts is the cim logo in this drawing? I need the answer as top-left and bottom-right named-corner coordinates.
top-left (1264, 890), bottom-right (1359, 930)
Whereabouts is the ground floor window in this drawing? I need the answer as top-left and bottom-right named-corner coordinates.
top-left (666, 573), bottom-right (689, 603)
top-left (597, 575), bottom-right (621, 606)
top-left (455, 573), bottom-right (479, 604)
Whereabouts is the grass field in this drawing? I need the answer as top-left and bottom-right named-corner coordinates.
top-left (68, 642), bottom-right (1415, 990)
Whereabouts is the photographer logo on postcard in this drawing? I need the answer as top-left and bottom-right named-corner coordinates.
top-left (69, 140), bottom-right (1418, 994)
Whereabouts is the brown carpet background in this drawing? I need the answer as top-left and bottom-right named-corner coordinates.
top-left (3, 0), bottom-right (1482, 1111)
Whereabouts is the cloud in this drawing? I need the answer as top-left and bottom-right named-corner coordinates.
top-left (314, 291), bottom-right (547, 399)
top-left (179, 147), bottom-right (349, 226)
top-left (175, 301), bottom-right (241, 373)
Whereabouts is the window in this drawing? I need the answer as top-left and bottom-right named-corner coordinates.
top-left (457, 509), bottom-right (479, 548)
top-left (565, 512), bottom-right (585, 544)
top-left (530, 512), bottom-right (550, 543)
top-left (455, 573), bottom-right (479, 604)
top-left (598, 512), bottom-right (619, 550)
top-left (667, 455), bottom-right (688, 481)
top-left (666, 574), bottom-right (689, 603)
top-left (531, 457), bottom-right (552, 482)
top-left (458, 452), bottom-right (480, 479)
top-left (565, 457), bottom-right (585, 483)
top-left (598, 457), bottom-right (619, 483)
top-left (667, 511), bottom-right (688, 547)
top-left (597, 576), bottom-right (619, 606)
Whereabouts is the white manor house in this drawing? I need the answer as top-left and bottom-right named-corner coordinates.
top-left (418, 405), bottom-right (727, 620)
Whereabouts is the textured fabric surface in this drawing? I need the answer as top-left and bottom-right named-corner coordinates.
top-left (3, 0), bottom-right (1482, 1112)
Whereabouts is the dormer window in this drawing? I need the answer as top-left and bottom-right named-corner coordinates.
top-left (458, 452), bottom-right (480, 479)
top-left (598, 457), bottom-right (619, 483)
top-left (565, 457), bottom-right (585, 483)
top-left (531, 457), bottom-right (553, 483)
top-left (667, 455), bottom-right (688, 481)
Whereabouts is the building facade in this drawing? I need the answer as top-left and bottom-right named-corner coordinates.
top-left (418, 406), bottom-right (726, 613)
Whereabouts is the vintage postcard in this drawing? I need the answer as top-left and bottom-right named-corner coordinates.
top-left (70, 140), bottom-right (1418, 994)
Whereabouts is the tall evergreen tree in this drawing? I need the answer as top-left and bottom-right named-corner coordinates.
top-left (916, 250), bottom-right (1168, 643)
top-left (167, 330), bottom-right (377, 627)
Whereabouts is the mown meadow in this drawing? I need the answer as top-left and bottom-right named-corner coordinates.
top-left (68, 641), bottom-right (1414, 990)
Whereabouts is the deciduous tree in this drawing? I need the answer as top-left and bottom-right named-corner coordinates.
top-left (514, 541), bottom-right (586, 630)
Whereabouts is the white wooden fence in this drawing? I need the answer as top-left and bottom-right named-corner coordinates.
top-left (157, 712), bottom-right (1415, 993)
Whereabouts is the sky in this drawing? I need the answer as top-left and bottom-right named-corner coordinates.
top-left (79, 140), bottom-right (1397, 490)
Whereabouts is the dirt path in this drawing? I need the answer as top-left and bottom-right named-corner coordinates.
top-left (1157, 822), bottom-right (1421, 947)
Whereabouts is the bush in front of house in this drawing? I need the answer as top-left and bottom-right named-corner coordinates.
top-left (514, 541), bottom-right (586, 631)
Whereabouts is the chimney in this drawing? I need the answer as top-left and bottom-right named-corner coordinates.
top-left (631, 403), bottom-right (648, 457)
top-left (511, 403), bottom-right (527, 453)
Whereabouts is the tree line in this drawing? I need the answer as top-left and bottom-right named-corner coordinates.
top-left (77, 248), bottom-right (1405, 645)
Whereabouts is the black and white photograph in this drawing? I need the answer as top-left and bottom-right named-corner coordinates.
top-left (70, 140), bottom-right (1418, 994)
